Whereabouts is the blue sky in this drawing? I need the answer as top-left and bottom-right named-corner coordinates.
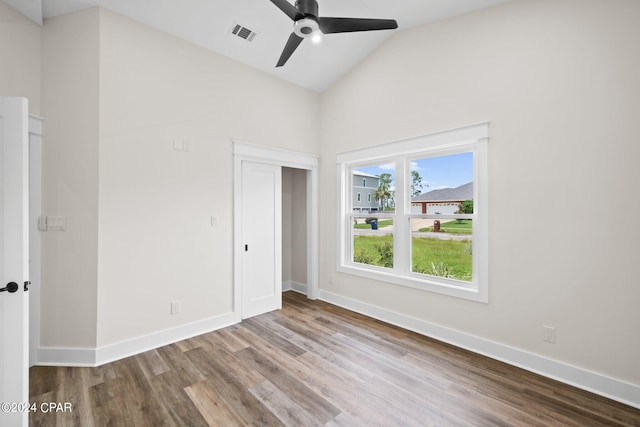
top-left (355, 152), bottom-right (474, 194)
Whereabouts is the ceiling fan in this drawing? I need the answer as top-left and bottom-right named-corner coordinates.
top-left (268, 0), bottom-right (398, 67)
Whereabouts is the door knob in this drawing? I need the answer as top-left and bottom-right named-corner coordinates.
top-left (0, 282), bottom-right (19, 293)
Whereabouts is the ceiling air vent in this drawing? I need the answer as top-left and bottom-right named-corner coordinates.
top-left (231, 23), bottom-right (257, 42)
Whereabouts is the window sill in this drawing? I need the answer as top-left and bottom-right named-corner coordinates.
top-left (337, 263), bottom-right (488, 303)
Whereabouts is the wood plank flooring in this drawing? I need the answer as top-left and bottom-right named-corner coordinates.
top-left (30, 292), bottom-right (640, 426)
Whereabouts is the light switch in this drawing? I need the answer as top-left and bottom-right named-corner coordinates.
top-left (48, 216), bottom-right (66, 231)
top-left (40, 216), bottom-right (66, 231)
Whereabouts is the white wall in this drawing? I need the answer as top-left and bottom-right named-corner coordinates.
top-left (36, 7), bottom-right (320, 352)
top-left (291, 168), bottom-right (307, 285)
top-left (38, 7), bottom-right (320, 351)
top-left (34, 3), bottom-right (322, 356)
top-left (0, 1), bottom-right (41, 115)
top-left (320, 0), bottom-right (640, 390)
top-left (95, 9), bottom-right (319, 347)
top-left (41, 8), bottom-right (100, 348)
top-left (282, 168), bottom-right (293, 285)
top-left (283, 167), bottom-right (308, 290)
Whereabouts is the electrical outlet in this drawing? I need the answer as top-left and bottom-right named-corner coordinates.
top-left (543, 325), bottom-right (556, 343)
top-left (171, 301), bottom-right (181, 315)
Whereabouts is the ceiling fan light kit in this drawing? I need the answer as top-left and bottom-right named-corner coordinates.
top-left (269, 0), bottom-right (398, 67)
top-left (294, 18), bottom-right (320, 38)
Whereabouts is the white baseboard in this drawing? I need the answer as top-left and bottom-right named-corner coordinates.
top-left (318, 290), bottom-right (640, 409)
top-left (37, 312), bottom-right (237, 367)
top-left (283, 280), bottom-right (307, 295)
top-left (37, 347), bottom-right (96, 367)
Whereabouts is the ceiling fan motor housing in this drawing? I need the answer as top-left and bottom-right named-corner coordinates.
top-left (295, 0), bottom-right (318, 17)
top-left (293, 0), bottom-right (320, 38)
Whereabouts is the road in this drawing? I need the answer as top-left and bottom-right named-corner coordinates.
top-left (354, 218), bottom-right (472, 241)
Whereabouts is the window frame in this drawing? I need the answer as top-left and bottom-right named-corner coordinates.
top-left (336, 123), bottom-right (489, 303)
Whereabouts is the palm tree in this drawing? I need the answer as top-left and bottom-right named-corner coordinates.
top-left (374, 186), bottom-right (391, 212)
top-left (379, 173), bottom-right (392, 192)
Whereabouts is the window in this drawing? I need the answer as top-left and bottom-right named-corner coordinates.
top-left (368, 194), bottom-right (372, 202)
top-left (356, 192), bottom-right (361, 202)
top-left (337, 123), bottom-right (488, 302)
top-left (362, 178), bottom-right (366, 187)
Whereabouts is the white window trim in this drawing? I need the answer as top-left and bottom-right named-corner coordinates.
top-left (336, 123), bottom-right (489, 303)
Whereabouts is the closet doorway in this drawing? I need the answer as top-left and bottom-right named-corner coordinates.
top-left (233, 142), bottom-right (318, 321)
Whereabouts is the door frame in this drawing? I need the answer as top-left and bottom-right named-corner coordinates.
top-left (28, 114), bottom-right (43, 366)
top-left (233, 141), bottom-right (319, 322)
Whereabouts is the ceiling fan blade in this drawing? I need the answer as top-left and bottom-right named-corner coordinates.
top-left (318, 17), bottom-right (398, 34)
top-left (269, 0), bottom-right (303, 21)
top-left (276, 33), bottom-right (304, 67)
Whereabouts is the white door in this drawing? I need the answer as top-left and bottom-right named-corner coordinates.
top-left (0, 97), bottom-right (30, 427)
top-left (241, 161), bottom-right (282, 319)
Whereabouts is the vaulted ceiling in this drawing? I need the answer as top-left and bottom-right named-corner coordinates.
top-left (5, 0), bottom-right (511, 92)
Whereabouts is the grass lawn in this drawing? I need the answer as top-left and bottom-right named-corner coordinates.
top-left (354, 219), bottom-right (393, 229)
top-left (419, 219), bottom-right (472, 235)
top-left (353, 235), bottom-right (472, 281)
top-left (353, 235), bottom-right (393, 261)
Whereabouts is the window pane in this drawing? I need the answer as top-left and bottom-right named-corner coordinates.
top-left (352, 164), bottom-right (395, 214)
top-left (411, 218), bottom-right (472, 282)
top-left (352, 217), bottom-right (394, 268)
top-left (410, 153), bottom-right (473, 214)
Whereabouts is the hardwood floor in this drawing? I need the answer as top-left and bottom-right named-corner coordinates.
top-left (30, 292), bottom-right (640, 426)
